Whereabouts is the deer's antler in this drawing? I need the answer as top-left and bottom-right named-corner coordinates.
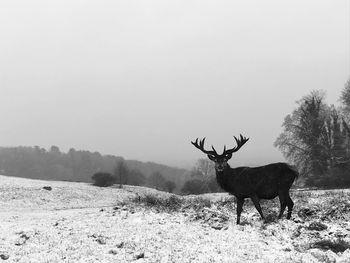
top-left (191, 138), bottom-right (218, 156)
top-left (223, 134), bottom-right (249, 154)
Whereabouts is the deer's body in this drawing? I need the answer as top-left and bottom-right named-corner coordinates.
top-left (216, 162), bottom-right (296, 199)
top-left (191, 135), bottom-right (298, 224)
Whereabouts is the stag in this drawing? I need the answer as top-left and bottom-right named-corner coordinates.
top-left (191, 135), bottom-right (298, 224)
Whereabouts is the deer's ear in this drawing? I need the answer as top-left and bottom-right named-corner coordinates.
top-left (208, 155), bottom-right (215, 161)
top-left (225, 153), bottom-right (232, 160)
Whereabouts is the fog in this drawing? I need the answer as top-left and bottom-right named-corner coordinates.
top-left (0, 0), bottom-right (348, 168)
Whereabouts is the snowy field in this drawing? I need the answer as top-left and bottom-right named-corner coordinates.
top-left (0, 175), bottom-right (350, 263)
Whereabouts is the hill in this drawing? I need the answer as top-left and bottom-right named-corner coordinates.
top-left (126, 159), bottom-right (188, 186)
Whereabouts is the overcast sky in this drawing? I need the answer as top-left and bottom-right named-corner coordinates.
top-left (0, 0), bottom-right (349, 168)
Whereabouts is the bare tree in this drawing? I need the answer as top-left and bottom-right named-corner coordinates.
top-left (274, 91), bottom-right (330, 179)
top-left (114, 158), bottom-right (128, 188)
top-left (186, 158), bottom-right (218, 193)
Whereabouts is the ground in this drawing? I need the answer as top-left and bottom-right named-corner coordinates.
top-left (0, 175), bottom-right (350, 262)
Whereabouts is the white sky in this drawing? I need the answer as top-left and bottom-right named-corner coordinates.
top-left (0, 0), bottom-right (349, 168)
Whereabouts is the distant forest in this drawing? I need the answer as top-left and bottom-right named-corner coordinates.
top-left (0, 146), bottom-right (187, 193)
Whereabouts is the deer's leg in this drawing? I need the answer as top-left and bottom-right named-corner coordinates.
top-left (286, 193), bottom-right (294, 219)
top-left (236, 198), bottom-right (244, 224)
top-left (250, 195), bottom-right (264, 219)
top-left (278, 191), bottom-right (287, 219)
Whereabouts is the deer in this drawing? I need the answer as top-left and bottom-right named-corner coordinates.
top-left (191, 135), bottom-right (298, 224)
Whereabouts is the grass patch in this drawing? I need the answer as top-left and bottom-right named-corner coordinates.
top-left (184, 196), bottom-right (212, 211)
top-left (214, 196), bottom-right (236, 210)
top-left (263, 211), bottom-right (279, 224)
top-left (132, 194), bottom-right (216, 213)
top-left (132, 194), bottom-right (184, 212)
top-left (290, 190), bottom-right (350, 222)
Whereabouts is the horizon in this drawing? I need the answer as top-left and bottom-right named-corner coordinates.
top-left (1, 0), bottom-right (349, 169)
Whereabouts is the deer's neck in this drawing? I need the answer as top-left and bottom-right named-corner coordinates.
top-left (215, 164), bottom-right (237, 192)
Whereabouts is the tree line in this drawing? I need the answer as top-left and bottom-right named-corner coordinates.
top-left (92, 159), bottom-right (176, 193)
top-left (0, 146), bottom-right (177, 192)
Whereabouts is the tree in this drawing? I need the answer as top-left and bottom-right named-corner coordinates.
top-left (50, 145), bottom-right (61, 155)
top-left (114, 158), bottom-right (128, 188)
top-left (92, 172), bottom-right (115, 187)
top-left (275, 90), bottom-right (350, 187)
top-left (164, 180), bottom-right (176, 193)
top-left (274, 91), bottom-right (330, 184)
top-left (189, 158), bottom-right (216, 192)
top-left (149, 171), bottom-right (166, 190)
top-left (193, 158), bottom-right (215, 180)
top-left (328, 107), bottom-right (347, 166)
top-left (339, 78), bottom-right (350, 160)
top-left (340, 79), bottom-right (350, 118)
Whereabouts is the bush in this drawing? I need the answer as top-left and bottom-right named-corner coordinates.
top-left (184, 196), bottom-right (212, 211)
top-left (132, 194), bottom-right (184, 212)
top-left (92, 172), bottom-right (115, 187)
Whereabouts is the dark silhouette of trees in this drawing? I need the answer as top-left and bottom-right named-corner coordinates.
top-left (0, 146), bottom-right (184, 188)
top-left (92, 172), bottom-right (115, 187)
top-left (149, 171), bottom-right (166, 190)
top-left (181, 179), bottom-right (207, 194)
top-left (181, 158), bottom-right (220, 194)
top-left (164, 180), bottom-right (176, 193)
top-left (127, 169), bottom-right (146, 186)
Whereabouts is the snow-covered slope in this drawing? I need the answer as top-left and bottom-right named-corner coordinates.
top-left (0, 175), bottom-right (350, 262)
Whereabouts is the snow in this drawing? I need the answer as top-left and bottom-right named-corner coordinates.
top-left (0, 175), bottom-right (350, 262)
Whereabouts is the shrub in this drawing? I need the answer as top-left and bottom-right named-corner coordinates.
top-left (133, 194), bottom-right (184, 212)
top-left (310, 239), bottom-right (350, 253)
top-left (92, 172), bottom-right (115, 187)
top-left (164, 195), bottom-right (184, 211)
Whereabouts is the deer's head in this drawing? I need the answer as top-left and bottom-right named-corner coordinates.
top-left (191, 135), bottom-right (249, 172)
